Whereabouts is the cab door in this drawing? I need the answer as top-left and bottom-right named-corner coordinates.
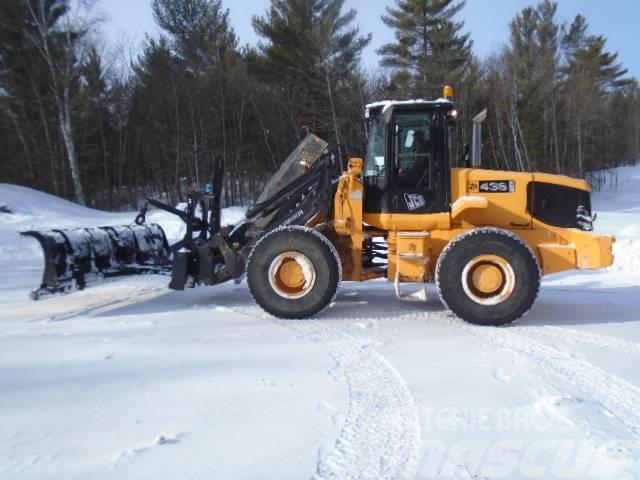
top-left (363, 106), bottom-right (450, 215)
top-left (388, 110), bottom-right (449, 214)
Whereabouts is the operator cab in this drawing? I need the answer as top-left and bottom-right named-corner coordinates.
top-left (363, 98), bottom-right (456, 215)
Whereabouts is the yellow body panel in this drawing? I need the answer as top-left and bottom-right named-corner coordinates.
top-left (388, 231), bottom-right (432, 282)
top-left (333, 158), bottom-right (380, 281)
top-left (332, 161), bottom-right (614, 283)
top-left (362, 212), bottom-right (450, 231)
top-left (451, 168), bottom-right (533, 227)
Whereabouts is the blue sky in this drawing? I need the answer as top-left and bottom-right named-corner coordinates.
top-left (100, 0), bottom-right (639, 79)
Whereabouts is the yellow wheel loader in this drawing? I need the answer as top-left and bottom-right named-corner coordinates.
top-left (24, 88), bottom-right (614, 326)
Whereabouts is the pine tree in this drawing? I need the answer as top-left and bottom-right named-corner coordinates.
top-left (144, 0), bottom-right (244, 200)
top-left (130, 36), bottom-right (187, 201)
top-left (252, 0), bottom-right (370, 159)
top-left (152, 0), bottom-right (237, 69)
top-left (378, 0), bottom-right (472, 99)
top-left (0, 0), bottom-right (71, 189)
top-left (561, 14), bottom-right (632, 175)
top-left (78, 46), bottom-right (114, 206)
top-left (0, 1), bottom-right (39, 184)
top-left (505, 0), bottom-right (561, 172)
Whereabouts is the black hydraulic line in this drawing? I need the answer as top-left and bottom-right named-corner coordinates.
top-left (245, 165), bottom-right (325, 220)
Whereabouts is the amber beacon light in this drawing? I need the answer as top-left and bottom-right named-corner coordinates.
top-left (444, 85), bottom-right (454, 101)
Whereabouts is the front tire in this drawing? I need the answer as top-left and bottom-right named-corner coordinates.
top-left (247, 226), bottom-right (341, 319)
top-left (435, 228), bottom-right (540, 326)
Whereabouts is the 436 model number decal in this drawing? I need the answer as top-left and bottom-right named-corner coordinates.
top-left (468, 180), bottom-right (516, 193)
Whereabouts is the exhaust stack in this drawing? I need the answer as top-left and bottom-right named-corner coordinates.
top-left (471, 108), bottom-right (487, 167)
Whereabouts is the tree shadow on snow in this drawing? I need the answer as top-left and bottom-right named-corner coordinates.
top-left (95, 283), bottom-right (254, 318)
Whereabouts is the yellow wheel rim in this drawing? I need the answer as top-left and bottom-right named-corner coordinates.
top-left (268, 251), bottom-right (317, 299)
top-left (462, 254), bottom-right (515, 305)
top-left (472, 263), bottom-right (503, 294)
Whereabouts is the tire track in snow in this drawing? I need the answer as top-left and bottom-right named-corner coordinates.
top-left (235, 305), bottom-right (422, 480)
top-left (444, 317), bottom-right (640, 439)
top-left (514, 325), bottom-right (640, 357)
top-left (301, 322), bottom-right (421, 480)
top-left (240, 301), bottom-right (640, 477)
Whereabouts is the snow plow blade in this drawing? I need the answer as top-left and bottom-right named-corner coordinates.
top-left (22, 224), bottom-right (171, 299)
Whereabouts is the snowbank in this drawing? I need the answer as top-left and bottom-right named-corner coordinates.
top-left (0, 183), bottom-right (117, 220)
top-left (591, 164), bottom-right (640, 276)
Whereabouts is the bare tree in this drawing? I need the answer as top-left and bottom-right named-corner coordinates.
top-left (25, 0), bottom-right (98, 205)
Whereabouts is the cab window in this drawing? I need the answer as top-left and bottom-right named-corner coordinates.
top-left (394, 113), bottom-right (432, 187)
top-left (364, 113), bottom-right (386, 177)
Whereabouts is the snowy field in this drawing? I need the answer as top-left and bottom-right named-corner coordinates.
top-left (0, 166), bottom-right (639, 480)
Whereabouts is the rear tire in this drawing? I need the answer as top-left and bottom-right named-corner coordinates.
top-left (247, 226), bottom-right (341, 319)
top-left (435, 228), bottom-right (540, 326)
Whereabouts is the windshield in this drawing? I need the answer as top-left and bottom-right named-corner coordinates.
top-left (364, 112), bottom-right (386, 177)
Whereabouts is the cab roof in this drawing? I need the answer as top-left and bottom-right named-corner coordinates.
top-left (365, 99), bottom-right (454, 117)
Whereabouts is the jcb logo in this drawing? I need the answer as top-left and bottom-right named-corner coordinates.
top-left (404, 193), bottom-right (426, 211)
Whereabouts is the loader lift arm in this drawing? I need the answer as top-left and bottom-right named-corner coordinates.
top-left (166, 150), bottom-right (336, 290)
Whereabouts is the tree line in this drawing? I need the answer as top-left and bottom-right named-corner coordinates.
top-left (1, 0), bottom-right (638, 209)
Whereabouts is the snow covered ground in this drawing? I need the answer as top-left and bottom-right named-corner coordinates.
top-left (0, 166), bottom-right (639, 480)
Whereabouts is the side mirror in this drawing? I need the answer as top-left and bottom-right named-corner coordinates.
top-left (471, 109), bottom-right (487, 167)
top-left (463, 143), bottom-right (471, 168)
